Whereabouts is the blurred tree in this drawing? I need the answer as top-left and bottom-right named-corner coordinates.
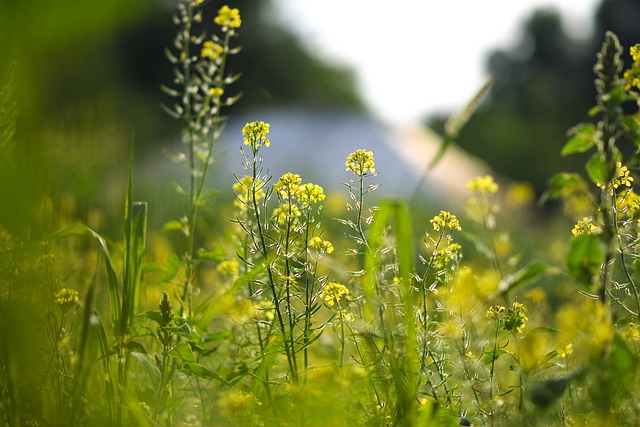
top-left (429, 0), bottom-right (640, 194)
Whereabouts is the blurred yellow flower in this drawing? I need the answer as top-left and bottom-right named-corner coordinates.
top-left (320, 282), bottom-right (349, 307)
top-left (214, 5), bottom-right (242, 29)
top-left (467, 175), bottom-right (499, 194)
top-left (201, 40), bottom-right (223, 60)
top-left (55, 288), bottom-right (79, 310)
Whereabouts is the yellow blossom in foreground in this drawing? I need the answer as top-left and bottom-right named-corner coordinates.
top-left (214, 5), bottom-right (241, 29)
top-left (309, 236), bottom-right (334, 254)
top-left (275, 173), bottom-right (302, 199)
top-left (467, 175), bottom-right (499, 194)
top-left (200, 40), bottom-right (223, 60)
top-left (55, 288), bottom-right (79, 310)
top-left (242, 121), bottom-right (270, 149)
top-left (345, 149), bottom-right (375, 176)
top-left (571, 217), bottom-right (596, 236)
top-left (320, 282), bottom-right (349, 307)
top-left (430, 210), bottom-right (462, 232)
top-left (298, 183), bottom-right (325, 207)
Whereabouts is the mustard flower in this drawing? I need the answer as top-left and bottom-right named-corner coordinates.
top-left (467, 175), bottom-right (499, 194)
top-left (320, 282), bottom-right (350, 307)
top-left (618, 190), bottom-right (640, 218)
top-left (209, 87), bottom-right (224, 98)
top-left (55, 288), bottom-right (78, 310)
top-left (309, 236), bottom-right (334, 254)
top-left (485, 305), bottom-right (506, 321)
top-left (201, 40), bottom-right (223, 60)
top-left (298, 183), bottom-right (325, 207)
top-left (613, 162), bottom-right (634, 189)
top-left (571, 217), bottom-right (596, 236)
top-left (345, 149), bottom-right (375, 176)
top-left (487, 301), bottom-right (528, 333)
top-left (272, 203), bottom-right (301, 226)
top-left (430, 243), bottom-right (462, 269)
top-left (430, 210), bottom-right (462, 232)
top-left (242, 121), bottom-right (270, 149)
top-left (275, 173), bottom-right (302, 199)
top-left (233, 176), bottom-right (265, 210)
top-left (214, 5), bottom-right (241, 29)
top-left (216, 260), bottom-right (239, 275)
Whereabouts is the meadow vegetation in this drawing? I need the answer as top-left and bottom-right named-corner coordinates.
top-left (3, 2), bottom-right (640, 426)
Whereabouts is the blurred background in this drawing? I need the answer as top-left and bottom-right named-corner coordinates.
top-left (2, 0), bottom-right (640, 237)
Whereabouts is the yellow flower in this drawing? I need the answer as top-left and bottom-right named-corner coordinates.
top-left (571, 217), bottom-right (597, 236)
top-left (429, 210), bottom-right (462, 232)
top-left (209, 87), bottom-right (224, 98)
top-left (275, 173), bottom-right (302, 199)
top-left (242, 121), bottom-right (270, 149)
top-left (298, 183), bottom-right (325, 207)
top-left (320, 282), bottom-right (350, 307)
top-left (430, 242), bottom-right (461, 269)
top-left (467, 175), bottom-right (499, 194)
top-left (345, 149), bottom-right (375, 176)
top-left (309, 236), bottom-right (334, 254)
top-left (233, 176), bottom-right (265, 210)
top-left (55, 288), bottom-right (79, 310)
top-left (201, 40), bottom-right (223, 60)
top-left (486, 301), bottom-right (528, 333)
top-left (632, 44), bottom-right (640, 62)
top-left (214, 5), bottom-right (241, 29)
top-left (272, 203), bottom-right (301, 226)
top-left (613, 161), bottom-right (634, 190)
top-left (216, 260), bottom-right (239, 275)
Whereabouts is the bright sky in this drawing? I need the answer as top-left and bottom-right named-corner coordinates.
top-left (275, 0), bottom-right (600, 126)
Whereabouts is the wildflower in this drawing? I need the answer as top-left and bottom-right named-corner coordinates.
top-left (571, 217), bottom-right (597, 236)
top-left (558, 343), bottom-right (573, 359)
top-left (632, 44), bottom-right (640, 62)
top-left (298, 183), bottom-right (325, 207)
top-left (200, 40), bottom-right (223, 60)
top-left (217, 260), bottom-right (239, 275)
top-left (613, 162), bottom-right (634, 189)
top-left (617, 190), bottom-right (640, 218)
top-left (55, 288), bottom-right (78, 310)
top-left (233, 176), bottom-right (265, 210)
top-left (430, 210), bottom-right (462, 232)
top-left (214, 5), bottom-right (241, 29)
top-left (320, 282), bottom-right (349, 307)
top-left (272, 203), bottom-right (301, 226)
top-left (487, 301), bottom-right (528, 333)
top-left (505, 181), bottom-right (535, 208)
top-left (242, 121), bottom-right (270, 149)
top-left (430, 242), bottom-right (462, 269)
top-left (345, 149), bottom-right (375, 176)
top-left (309, 236), bottom-right (334, 254)
top-left (467, 175), bottom-right (499, 194)
top-left (209, 87), bottom-right (224, 98)
top-left (275, 173), bottom-right (302, 199)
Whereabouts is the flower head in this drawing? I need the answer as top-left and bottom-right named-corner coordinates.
top-left (214, 5), bottom-right (241, 29)
top-left (275, 173), bottom-right (302, 199)
top-left (201, 40), bottom-right (223, 60)
top-left (430, 210), bottom-right (462, 232)
top-left (209, 87), bottom-right (224, 98)
top-left (55, 288), bottom-right (79, 310)
top-left (242, 121), bottom-right (270, 149)
top-left (217, 260), bottom-right (239, 275)
top-left (320, 282), bottom-right (350, 307)
top-left (298, 183), bottom-right (325, 207)
top-left (309, 236), bottom-right (334, 254)
top-left (345, 149), bottom-right (375, 176)
top-left (233, 176), bottom-right (265, 210)
top-left (571, 217), bottom-right (597, 236)
top-left (272, 203), bottom-right (301, 226)
top-left (467, 175), bottom-right (499, 194)
top-left (430, 243), bottom-right (462, 269)
top-left (487, 301), bottom-right (528, 334)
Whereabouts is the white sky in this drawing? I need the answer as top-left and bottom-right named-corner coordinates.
top-left (275, 0), bottom-right (601, 126)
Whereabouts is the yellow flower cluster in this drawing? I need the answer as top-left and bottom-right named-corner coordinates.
top-left (571, 217), bottom-right (597, 236)
top-left (345, 149), bottom-right (375, 176)
top-left (618, 190), bottom-right (640, 219)
top-left (624, 44), bottom-right (640, 90)
top-left (486, 301), bottom-right (528, 334)
top-left (613, 162), bottom-right (634, 190)
top-left (467, 175), bottom-right (499, 194)
top-left (320, 282), bottom-right (350, 307)
top-left (242, 121), bottom-right (270, 149)
top-left (55, 288), bottom-right (79, 310)
top-left (209, 87), bottom-right (224, 98)
top-left (233, 176), bottom-right (265, 210)
top-left (275, 173), bottom-right (302, 198)
top-left (216, 260), bottom-right (239, 275)
top-left (298, 183), bottom-right (325, 207)
top-left (309, 236), bottom-right (334, 254)
top-left (430, 210), bottom-right (462, 232)
top-left (201, 40), bottom-right (223, 60)
top-left (430, 243), bottom-right (462, 269)
top-left (214, 5), bottom-right (242, 29)
top-left (272, 203), bottom-right (301, 226)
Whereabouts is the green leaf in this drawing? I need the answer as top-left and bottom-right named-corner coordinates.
top-left (483, 348), bottom-right (508, 366)
top-left (182, 363), bottom-right (232, 386)
top-left (544, 172), bottom-right (587, 201)
top-left (169, 342), bottom-right (196, 363)
top-left (561, 124), bottom-right (597, 156)
top-left (138, 310), bottom-right (164, 325)
top-left (163, 220), bottom-right (183, 232)
top-left (197, 247), bottom-right (225, 262)
top-left (566, 234), bottom-right (605, 285)
top-left (586, 153), bottom-right (607, 186)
